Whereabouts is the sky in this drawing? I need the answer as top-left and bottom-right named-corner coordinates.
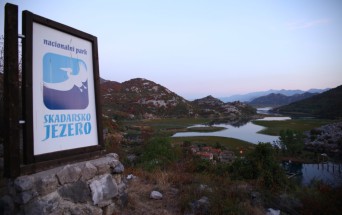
top-left (1, 0), bottom-right (342, 100)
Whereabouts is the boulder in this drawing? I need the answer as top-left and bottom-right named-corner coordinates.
top-left (14, 175), bottom-right (34, 191)
top-left (81, 162), bottom-right (98, 181)
top-left (35, 174), bottom-right (59, 196)
top-left (56, 165), bottom-right (81, 185)
top-left (58, 180), bottom-right (90, 203)
top-left (89, 174), bottom-right (118, 205)
top-left (112, 163), bottom-right (125, 174)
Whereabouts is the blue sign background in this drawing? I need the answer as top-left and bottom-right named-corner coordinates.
top-left (43, 53), bottom-right (89, 109)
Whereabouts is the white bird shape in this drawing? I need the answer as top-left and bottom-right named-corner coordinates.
top-left (44, 61), bottom-right (88, 92)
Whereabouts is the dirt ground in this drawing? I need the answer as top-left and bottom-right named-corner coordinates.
top-left (120, 176), bottom-right (181, 215)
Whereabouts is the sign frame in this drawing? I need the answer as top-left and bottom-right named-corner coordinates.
top-left (22, 11), bottom-right (104, 164)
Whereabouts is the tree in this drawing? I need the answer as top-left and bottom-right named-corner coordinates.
top-left (230, 143), bottom-right (287, 190)
top-left (279, 129), bottom-right (304, 155)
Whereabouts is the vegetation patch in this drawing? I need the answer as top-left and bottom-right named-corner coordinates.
top-left (252, 119), bottom-right (334, 136)
top-left (186, 126), bottom-right (226, 132)
top-left (171, 136), bottom-right (255, 155)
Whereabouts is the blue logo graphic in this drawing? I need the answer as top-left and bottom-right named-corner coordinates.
top-left (43, 53), bottom-right (89, 109)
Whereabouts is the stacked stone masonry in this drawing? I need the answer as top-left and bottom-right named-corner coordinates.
top-left (0, 153), bottom-right (127, 215)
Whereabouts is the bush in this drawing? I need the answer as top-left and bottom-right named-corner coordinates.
top-left (139, 137), bottom-right (180, 171)
top-left (279, 129), bottom-right (304, 155)
top-left (230, 143), bottom-right (288, 190)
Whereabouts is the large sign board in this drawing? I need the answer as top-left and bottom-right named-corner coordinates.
top-left (22, 11), bottom-right (104, 163)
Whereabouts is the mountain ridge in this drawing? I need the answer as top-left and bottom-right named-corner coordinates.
top-left (248, 92), bottom-right (318, 107)
top-left (219, 88), bottom-right (329, 102)
top-left (273, 85), bottom-right (342, 119)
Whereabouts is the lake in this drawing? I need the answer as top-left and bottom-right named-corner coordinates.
top-left (172, 116), bottom-right (290, 144)
top-left (283, 162), bottom-right (342, 187)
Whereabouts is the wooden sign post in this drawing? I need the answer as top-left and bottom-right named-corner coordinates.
top-left (3, 3), bottom-right (20, 178)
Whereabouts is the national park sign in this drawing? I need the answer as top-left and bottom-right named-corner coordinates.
top-left (22, 11), bottom-right (104, 163)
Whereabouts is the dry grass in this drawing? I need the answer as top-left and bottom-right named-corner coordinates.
top-left (121, 167), bottom-right (268, 215)
top-left (121, 170), bottom-right (181, 215)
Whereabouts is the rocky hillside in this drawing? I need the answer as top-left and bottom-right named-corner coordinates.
top-left (304, 122), bottom-right (342, 156)
top-left (101, 78), bottom-right (256, 120)
top-left (248, 92), bottom-right (317, 107)
top-left (273, 85), bottom-right (342, 119)
top-left (192, 95), bottom-right (256, 119)
top-left (101, 78), bottom-right (196, 119)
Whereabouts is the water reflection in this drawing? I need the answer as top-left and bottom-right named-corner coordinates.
top-left (172, 121), bottom-right (279, 144)
top-left (283, 162), bottom-right (342, 187)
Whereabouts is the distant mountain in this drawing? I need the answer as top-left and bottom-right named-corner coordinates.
top-left (248, 92), bottom-right (317, 107)
top-left (101, 78), bottom-right (256, 120)
top-left (273, 85), bottom-right (342, 119)
top-left (219, 88), bottom-right (329, 102)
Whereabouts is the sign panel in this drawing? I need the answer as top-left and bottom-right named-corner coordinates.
top-left (32, 22), bottom-right (98, 155)
top-left (23, 11), bottom-right (103, 161)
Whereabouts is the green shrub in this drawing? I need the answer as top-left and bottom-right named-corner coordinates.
top-left (139, 137), bottom-right (180, 171)
top-left (230, 143), bottom-right (288, 190)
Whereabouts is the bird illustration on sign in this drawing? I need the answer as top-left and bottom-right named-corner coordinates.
top-left (43, 53), bottom-right (89, 110)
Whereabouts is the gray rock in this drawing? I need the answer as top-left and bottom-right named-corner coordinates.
top-left (24, 192), bottom-right (60, 215)
top-left (81, 162), bottom-right (98, 181)
top-left (58, 180), bottom-right (90, 203)
top-left (90, 174), bottom-right (118, 205)
top-left (56, 164), bottom-right (81, 185)
top-left (112, 163), bottom-right (125, 174)
top-left (267, 208), bottom-right (280, 215)
top-left (35, 174), bottom-right (59, 196)
top-left (127, 174), bottom-right (135, 180)
top-left (91, 158), bottom-right (111, 175)
top-left (14, 175), bottom-right (34, 191)
top-left (106, 153), bottom-right (119, 160)
top-left (16, 190), bottom-right (38, 204)
top-left (97, 163), bottom-right (110, 175)
top-left (150, 191), bottom-right (163, 200)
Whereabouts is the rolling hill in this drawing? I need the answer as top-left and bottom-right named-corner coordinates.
top-left (273, 85), bottom-right (342, 119)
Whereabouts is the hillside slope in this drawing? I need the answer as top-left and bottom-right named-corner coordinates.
top-left (192, 95), bottom-right (256, 119)
top-left (101, 78), bottom-right (196, 119)
top-left (273, 85), bottom-right (342, 119)
top-left (249, 92), bottom-right (317, 107)
top-left (101, 78), bottom-right (256, 120)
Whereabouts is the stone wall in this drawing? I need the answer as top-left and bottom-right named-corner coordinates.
top-left (0, 153), bottom-right (127, 215)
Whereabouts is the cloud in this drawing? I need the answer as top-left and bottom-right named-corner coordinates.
top-left (286, 18), bottom-right (331, 30)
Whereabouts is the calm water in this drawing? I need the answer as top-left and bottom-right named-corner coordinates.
top-left (284, 162), bottom-right (342, 187)
top-left (172, 117), bottom-right (289, 144)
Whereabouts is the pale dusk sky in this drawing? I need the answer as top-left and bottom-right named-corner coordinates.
top-left (1, 0), bottom-right (341, 99)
